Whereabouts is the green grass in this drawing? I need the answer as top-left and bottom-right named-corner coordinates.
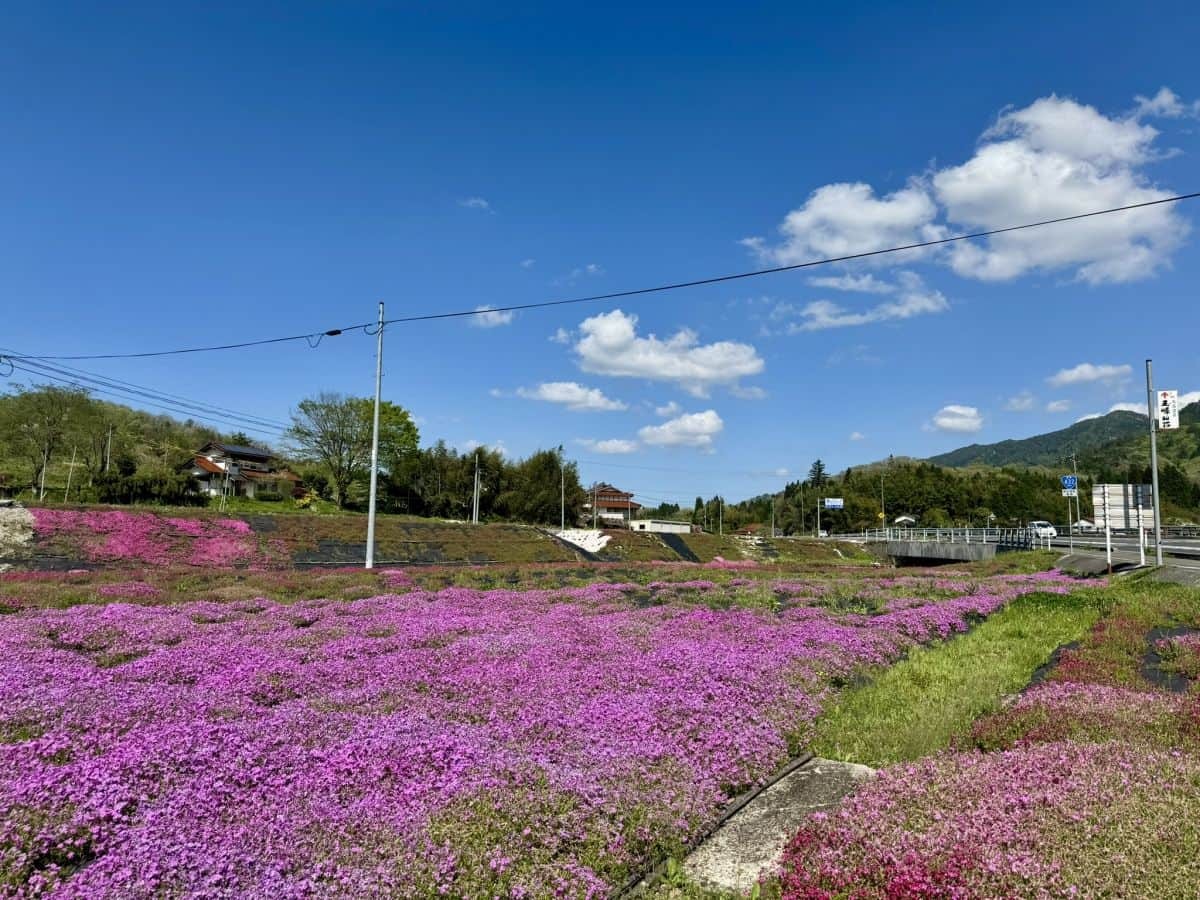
top-left (812, 589), bottom-right (1104, 767)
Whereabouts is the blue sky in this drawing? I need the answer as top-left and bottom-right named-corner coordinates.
top-left (2, 2), bottom-right (1198, 506)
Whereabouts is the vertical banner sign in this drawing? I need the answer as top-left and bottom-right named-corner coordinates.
top-left (1158, 390), bottom-right (1180, 430)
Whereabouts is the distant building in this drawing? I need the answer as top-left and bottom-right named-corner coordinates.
top-left (631, 519), bottom-right (692, 534)
top-left (188, 442), bottom-right (299, 500)
top-left (583, 483), bottom-right (642, 527)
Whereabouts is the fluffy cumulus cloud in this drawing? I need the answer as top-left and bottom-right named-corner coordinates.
top-left (549, 327), bottom-right (572, 344)
top-left (849, 431), bottom-right (865, 441)
top-left (743, 181), bottom-right (943, 266)
top-left (1108, 401), bottom-right (1146, 414)
top-left (574, 309), bottom-right (764, 397)
top-left (770, 271), bottom-right (948, 332)
top-left (470, 305), bottom-right (515, 328)
top-left (1047, 362), bottom-right (1132, 387)
top-left (1045, 399), bottom-right (1071, 413)
top-left (934, 95), bottom-right (1188, 284)
top-left (458, 196), bottom-right (492, 211)
top-left (748, 90), bottom-right (1191, 286)
top-left (1181, 390), bottom-right (1200, 408)
top-left (1004, 391), bottom-right (1035, 412)
top-left (515, 382), bottom-right (626, 412)
top-left (637, 410), bottom-right (724, 450)
top-left (931, 404), bottom-right (983, 433)
top-left (575, 438), bottom-right (638, 455)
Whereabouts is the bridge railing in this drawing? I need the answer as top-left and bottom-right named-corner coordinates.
top-left (844, 527), bottom-right (1041, 549)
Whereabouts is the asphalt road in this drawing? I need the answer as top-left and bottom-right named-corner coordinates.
top-left (1050, 535), bottom-right (1200, 571)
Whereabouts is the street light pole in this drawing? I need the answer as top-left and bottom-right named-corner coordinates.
top-left (365, 302), bottom-right (384, 569)
top-left (559, 450), bottom-right (565, 531)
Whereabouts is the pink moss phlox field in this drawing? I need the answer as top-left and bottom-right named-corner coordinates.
top-left (0, 572), bottom-right (1076, 896)
top-left (95, 582), bottom-right (162, 600)
top-left (777, 741), bottom-right (1200, 899)
top-left (29, 509), bottom-right (265, 568)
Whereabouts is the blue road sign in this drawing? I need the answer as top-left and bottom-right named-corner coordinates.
top-left (1061, 475), bottom-right (1077, 490)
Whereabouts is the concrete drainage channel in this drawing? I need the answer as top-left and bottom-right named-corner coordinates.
top-left (619, 755), bottom-right (875, 897)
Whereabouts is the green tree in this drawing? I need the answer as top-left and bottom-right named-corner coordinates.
top-left (286, 393), bottom-right (419, 508)
top-left (808, 459), bottom-right (828, 488)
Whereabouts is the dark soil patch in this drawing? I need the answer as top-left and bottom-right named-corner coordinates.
top-left (1141, 625), bottom-right (1198, 694)
top-left (658, 533), bottom-right (699, 563)
top-left (1022, 640), bottom-right (1081, 692)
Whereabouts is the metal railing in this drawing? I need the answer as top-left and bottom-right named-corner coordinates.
top-left (836, 527), bottom-right (1041, 549)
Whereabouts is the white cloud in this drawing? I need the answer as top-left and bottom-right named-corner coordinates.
top-left (931, 404), bottom-right (983, 433)
top-left (807, 273), bottom-right (897, 294)
top-left (1133, 87), bottom-right (1200, 120)
top-left (774, 467), bottom-right (790, 477)
top-left (554, 263), bottom-right (605, 285)
top-left (730, 384), bottom-right (768, 399)
top-left (1108, 402), bottom-right (1147, 414)
top-left (470, 305), bottom-right (515, 328)
top-left (574, 309), bottom-right (765, 397)
top-left (749, 91), bottom-right (1190, 286)
top-left (775, 271), bottom-right (949, 332)
top-left (520, 258), bottom-right (536, 268)
top-left (488, 388), bottom-right (507, 398)
top-left (516, 382), bottom-right (626, 412)
top-left (1075, 413), bottom-right (1103, 423)
top-left (934, 95), bottom-right (1187, 284)
top-left (576, 438), bottom-right (639, 455)
top-left (549, 327), bottom-right (572, 344)
top-left (743, 181), bottom-right (942, 265)
top-left (849, 431), bottom-right (865, 441)
top-left (637, 410), bottom-right (724, 450)
top-left (1045, 399), bottom-right (1071, 413)
top-left (459, 196), bottom-right (492, 211)
top-left (1004, 391), bottom-right (1035, 412)
top-left (1180, 390), bottom-right (1200, 408)
top-left (1047, 362), bottom-right (1132, 387)
top-left (655, 401), bottom-right (681, 418)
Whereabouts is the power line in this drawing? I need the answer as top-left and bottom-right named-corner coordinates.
top-left (7, 192), bottom-right (1197, 361)
top-left (6, 361), bottom-right (286, 441)
top-left (3, 351), bottom-right (290, 431)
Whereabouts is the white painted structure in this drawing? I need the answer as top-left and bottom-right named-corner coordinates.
top-left (631, 519), bottom-right (692, 534)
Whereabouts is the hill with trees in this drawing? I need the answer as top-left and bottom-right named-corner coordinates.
top-left (927, 411), bottom-right (1148, 468)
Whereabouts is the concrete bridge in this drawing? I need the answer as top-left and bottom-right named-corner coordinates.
top-left (841, 528), bottom-right (1041, 565)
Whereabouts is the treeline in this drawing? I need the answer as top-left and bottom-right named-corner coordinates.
top-left (717, 458), bottom-right (1200, 533)
top-left (0, 385), bottom-right (221, 505)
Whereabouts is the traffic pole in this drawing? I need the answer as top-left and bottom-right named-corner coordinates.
top-left (1145, 360), bottom-right (1164, 566)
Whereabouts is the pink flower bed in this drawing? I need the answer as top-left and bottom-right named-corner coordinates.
top-left (96, 582), bottom-right (162, 600)
top-left (29, 510), bottom-right (265, 568)
top-left (0, 571), bottom-right (1078, 897)
top-left (778, 741), bottom-right (1200, 898)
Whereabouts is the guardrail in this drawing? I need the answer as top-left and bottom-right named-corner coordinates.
top-left (830, 527), bottom-right (1042, 549)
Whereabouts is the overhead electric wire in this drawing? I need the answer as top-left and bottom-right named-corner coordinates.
top-left (10, 358), bottom-right (289, 434)
top-left (6, 361), bottom-right (286, 441)
top-left (6, 192), bottom-right (1197, 361)
top-left (4, 352), bottom-right (290, 432)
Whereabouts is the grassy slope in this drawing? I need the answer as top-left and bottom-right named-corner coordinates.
top-left (812, 589), bottom-right (1103, 767)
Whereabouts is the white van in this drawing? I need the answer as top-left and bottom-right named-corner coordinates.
top-left (1028, 521), bottom-right (1057, 539)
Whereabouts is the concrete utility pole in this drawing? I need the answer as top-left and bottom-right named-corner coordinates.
top-left (559, 450), bottom-right (565, 531)
top-left (472, 453), bottom-right (480, 524)
top-left (365, 302), bottom-right (385, 569)
top-left (592, 483), bottom-right (597, 529)
top-left (105, 423), bottom-right (113, 473)
top-left (718, 496), bottom-right (723, 536)
top-left (1145, 359), bottom-right (1164, 565)
top-left (63, 446), bottom-right (77, 503)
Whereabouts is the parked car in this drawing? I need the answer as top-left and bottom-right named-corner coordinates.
top-left (1027, 520), bottom-right (1057, 539)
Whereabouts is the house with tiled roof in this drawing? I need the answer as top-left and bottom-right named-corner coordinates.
top-left (582, 482), bottom-right (642, 527)
top-left (188, 442), bottom-right (300, 500)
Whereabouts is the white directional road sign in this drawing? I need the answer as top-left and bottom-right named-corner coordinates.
top-left (1062, 488), bottom-right (1078, 498)
top-left (1158, 390), bottom-right (1180, 430)
top-left (824, 497), bottom-right (844, 509)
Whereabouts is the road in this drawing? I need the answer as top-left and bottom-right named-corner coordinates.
top-left (1049, 535), bottom-right (1200, 572)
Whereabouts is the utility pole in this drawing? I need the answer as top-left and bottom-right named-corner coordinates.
top-left (559, 449), bottom-right (565, 531)
top-left (105, 423), bottom-right (113, 473)
top-left (472, 453), bottom-right (480, 524)
top-left (1145, 359), bottom-right (1164, 566)
top-left (880, 470), bottom-right (885, 528)
top-left (365, 301), bottom-right (384, 569)
top-left (770, 496), bottom-right (775, 539)
top-left (63, 446), bottom-right (78, 503)
top-left (592, 483), bottom-right (598, 529)
top-left (816, 492), bottom-right (821, 537)
top-left (718, 496), bottom-right (723, 536)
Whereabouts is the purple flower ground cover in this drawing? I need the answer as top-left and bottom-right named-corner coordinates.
top-left (0, 571), bottom-right (1074, 897)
